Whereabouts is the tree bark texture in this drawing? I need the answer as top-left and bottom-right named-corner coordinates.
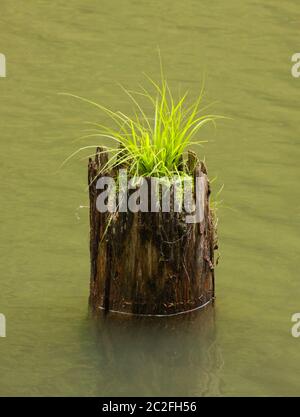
top-left (88, 148), bottom-right (216, 316)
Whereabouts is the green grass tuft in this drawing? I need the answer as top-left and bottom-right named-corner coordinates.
top-left (61, 71), bottom-right (224, 178)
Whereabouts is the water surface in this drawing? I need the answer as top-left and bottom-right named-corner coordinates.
top-left (0, 0), bottom-right (300, 396)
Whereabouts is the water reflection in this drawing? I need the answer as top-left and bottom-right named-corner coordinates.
top-left (90, 305), bottom-right (224, 396)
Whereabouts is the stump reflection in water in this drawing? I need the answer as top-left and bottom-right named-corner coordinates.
top-left (90, 305), bottom-right (223, 396)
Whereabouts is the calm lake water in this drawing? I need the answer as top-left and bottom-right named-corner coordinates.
top-left (0, 0), bottom-right (300, 396)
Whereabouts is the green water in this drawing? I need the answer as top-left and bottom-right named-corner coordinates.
top-left (0, 0), bottom-right (300, 396)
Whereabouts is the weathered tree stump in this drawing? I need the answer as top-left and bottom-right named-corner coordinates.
top-left (88, 148), bottom-right (216, 316)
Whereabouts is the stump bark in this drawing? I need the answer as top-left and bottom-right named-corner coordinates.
top-left (88, 148), bottom-right (216, 316)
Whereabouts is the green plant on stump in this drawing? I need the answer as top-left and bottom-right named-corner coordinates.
top-left (61, 73), bottom-right (224, 179)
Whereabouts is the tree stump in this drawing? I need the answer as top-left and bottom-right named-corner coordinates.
top-left (88, 148), bottom-right (216, 316)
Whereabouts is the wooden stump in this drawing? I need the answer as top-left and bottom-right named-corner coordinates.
top-left (88, 148), bottom-right (216, 316)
